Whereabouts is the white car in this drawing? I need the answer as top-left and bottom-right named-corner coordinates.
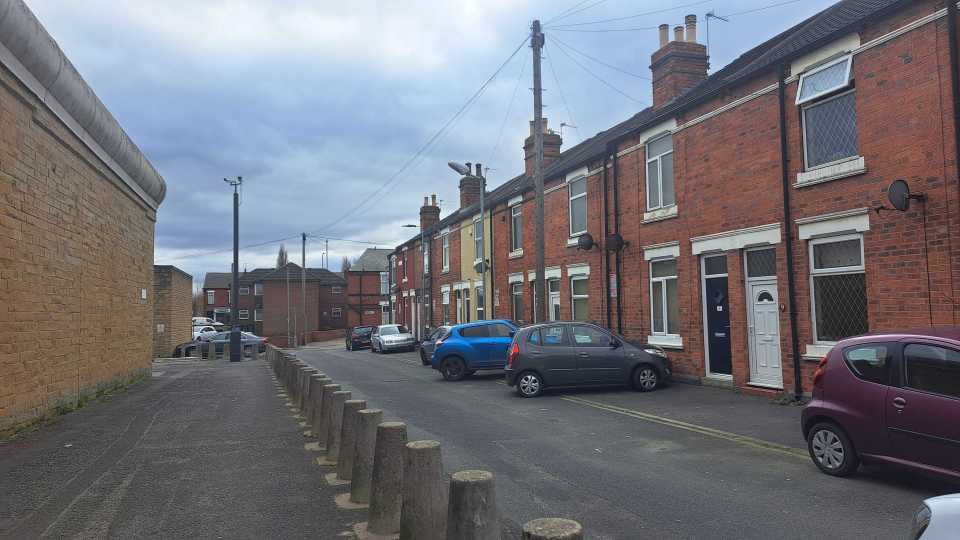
top-left (370, 324), bottom-right (416, 353)
top-left (192, 317), bottom-right (224, 329)
top-left (912, 494), bottom-right (960, 539)
top-left (193, 326), bottom-right (216, 340)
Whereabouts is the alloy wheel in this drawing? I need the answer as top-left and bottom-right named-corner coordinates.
top-left (518, 373), bottom-right (541, 397)
top-left (811, 429), bottom-right (845, 470)
top-left (635, 367), bottom-right (658, 391)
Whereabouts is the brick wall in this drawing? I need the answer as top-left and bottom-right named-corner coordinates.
top-left (0, 64), bottom-right (156, 429)
top-left (152, 266), bottom-right (192, 358)
top-left (260, 280), bottom-right (346, 346)
top-left (346, 270), bottom-right (386, 327)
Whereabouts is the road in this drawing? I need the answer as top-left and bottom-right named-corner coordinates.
top-left (299, 343), bottom-right (957, 540)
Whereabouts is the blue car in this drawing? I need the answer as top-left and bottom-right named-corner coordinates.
top-left (431, 320), bottom-right (518, 381)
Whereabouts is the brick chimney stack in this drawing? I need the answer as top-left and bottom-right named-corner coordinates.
top-left (523, 118), bottom-right (562, 177)
top-left (651, 14), bottom-right (709, 109)
top-left (420, 194), bottom-right (440, 231)
top-left (459, 163), bottom-right (482, 209)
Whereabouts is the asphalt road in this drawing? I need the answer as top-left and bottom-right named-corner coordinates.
top-left (299, 344), bottom-right (958, 540)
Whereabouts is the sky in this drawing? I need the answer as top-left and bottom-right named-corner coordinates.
top-left (27, 0), bottom-right (838, 287)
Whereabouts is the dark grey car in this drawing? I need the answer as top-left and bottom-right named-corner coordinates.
top-left (418, 325), bottom-right (451, 365)
top-left (504, 322), bottom-right (672, 398)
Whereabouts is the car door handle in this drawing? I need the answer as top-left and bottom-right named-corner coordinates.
top-left (578, 352), bottom-right (589, 358)
top-left (529, 351), bottom-right (543, 355)
top-left (892, 397), bottom-right (907, 410)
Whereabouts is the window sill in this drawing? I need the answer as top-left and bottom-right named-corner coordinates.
top-left (509, 249), bottom-right (524, 259)
top-left (566, 234), bottom-right (586, 247)
top-left (795, 156), bottom-right (865, 188)
top-left (643, 205), bottom-right (678, 224)
top-left (802, 343), bottom-right (834, 360)
top-left (648, 334), bottom-right (683, 349)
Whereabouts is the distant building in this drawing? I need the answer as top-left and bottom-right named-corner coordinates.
top-left (153, 266), bottom-right (192, 358)
top-left (345, 248), bottom-right (391, 327)
top-left (202, 272), bottom-right (233, 324)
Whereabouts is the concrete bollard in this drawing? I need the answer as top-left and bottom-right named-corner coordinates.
top-left (325, 390), bottom-right (352, 462)
top-left (401, 440), bottom-right (447, 540)
top-left (368, 422), bottom-right (408, 535)
top-left (298, 367), bottom-right (316, 411)
top-left (349, 408), bottom-right (384, 504)
top-left (335, 400), bottom-right (368, 480)
top-left (446, 470), bottom-right (498, 540)
top-left (316, 383), bottom-right (340, 446)
top-left (306, 374), bottom-right (327, 428)
top-left (521, 519), bottom-right (583, 540)
top-left (309, 377), bottom-right (332, 435)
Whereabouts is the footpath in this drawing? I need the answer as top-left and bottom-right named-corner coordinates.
top-left (0, 358), bottom-right (352, 539)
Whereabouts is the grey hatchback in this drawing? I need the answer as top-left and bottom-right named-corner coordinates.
top-left (504, 322), bottom-right (671, 397)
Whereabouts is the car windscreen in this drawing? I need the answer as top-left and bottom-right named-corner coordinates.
top-left (380, 326), bottom-right (400, 335)
top-left (355, 327), bottom-right (374, 335)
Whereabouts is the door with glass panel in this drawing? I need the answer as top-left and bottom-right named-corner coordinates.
top-left (549, 278), bottom-right (561, 321)
top-left (745, 248), bottom-right (783, 387)
top-left (701, 255), bottom-right (732, 377)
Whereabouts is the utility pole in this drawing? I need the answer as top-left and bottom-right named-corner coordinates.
top-left (301, 232), bottom-right (307, 348)
top-left (531, 20), bottom-right (547, 323)
top-left (325, 238), bottom-right (329, 269)
top-left (225, 176), bottom-right (243, 362)
top-left (286, 253), bottom-right (291, 348)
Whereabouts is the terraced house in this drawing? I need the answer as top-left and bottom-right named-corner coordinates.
top-left (393, 0), bottom-right (960, 398)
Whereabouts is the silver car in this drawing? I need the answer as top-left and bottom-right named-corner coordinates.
top-left (371, 324), bottom-right (415, 353)
top-left (912, 494), bottom-right (960, 539)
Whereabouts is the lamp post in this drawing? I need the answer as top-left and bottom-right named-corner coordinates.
top-left (223, 176), bottom-right (242, 362)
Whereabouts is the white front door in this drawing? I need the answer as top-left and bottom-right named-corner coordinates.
top-left (748, 281), bottom-right (783, 387)
top-left (410, 298), bottom-right (417, 338)
top-left (548, 279), bottom-right (560, 321)
top-left (456, 293), bottom-right (463, 324)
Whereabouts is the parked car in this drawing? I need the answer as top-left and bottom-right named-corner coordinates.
top-left (911, 494), bottom-right (960, 540)
top-left (192, 317), bottom-right (224, 329)
top-left (193, 325), bottom-right (216, 340)
top-left (504, 322), bottom-right (671, 397)
top-left (801, 328), bottom-right (960, 481)
top-left (370, 324), bottom-right (415, 353)
top-left (419, 325), bottom-right (451, 366)
top-left (430, 320), bottom-right (518, 381)
top-left (197, 331), bottom-right (267, 353)
top-left (346, 325), bottom-right (376, 350)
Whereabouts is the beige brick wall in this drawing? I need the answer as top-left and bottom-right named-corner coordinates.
top-left (152, 266), bottom-right (192, 358)
top-left (0, 63), bottom-right (157, 429)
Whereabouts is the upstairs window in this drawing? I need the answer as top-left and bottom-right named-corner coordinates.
top-left (206, 290), bottom-right (214, 304)
top-left (798, 55), bottom-right (858, 169)
top-left (423, 242), bottom-right (429, 274)
top-left (239, 286), bottom-right (250, 295)
top-left (510, 204), bottom-right (523, 252)
top-left (473, 219), bottom-right (483, 263)
top-left (441, 234), bottom-right (450, 271)
top-left (380, 272), bottom-right (389, 295)
top-left (646, 134), bottom-right (674, 211)
top-left (254, 282), bottom-right (263, 296)
top-left (568, 177), bottom-right (587, 236)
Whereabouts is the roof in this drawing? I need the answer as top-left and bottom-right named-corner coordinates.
top-left (393, 0), bottom-right (909, 252)
top-left (257, 263), bottom-right (347, 285)
top-left (203, 272), bottom-right (232, 289)
top-left (352, 248), bottom-right (391, 272)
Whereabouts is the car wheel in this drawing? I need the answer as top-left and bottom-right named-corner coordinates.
top-left (346, 342), bottom-right (352, 351)
top-left (420, 349), bottom-right (430, 366)
top-left (440, 357), bottom-right (467, 381)
top-left (516, 371), bottom-right (543, 398)
top-left (632, 364), bottom-right (659, 392)
top-left (807, 422), bottom-right (859, 477)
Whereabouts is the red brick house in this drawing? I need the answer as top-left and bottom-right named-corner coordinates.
top-left (345, 248), bottom-right (391, 327)
top-left (393, 0), bottom-right (960, 398)
top-left (202, 272), bottom-right (232, 324)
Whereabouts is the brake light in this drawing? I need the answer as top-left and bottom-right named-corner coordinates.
top-left (507, 343), bottom-right (520, 368)
top-left (812, 355), bottom-right (829, 388)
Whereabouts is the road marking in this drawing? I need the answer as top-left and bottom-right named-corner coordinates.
top-left (561, 396), bottom-right (808, 460)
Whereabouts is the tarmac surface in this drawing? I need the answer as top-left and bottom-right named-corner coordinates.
top-left (299, 342), bottom-right (959, 540)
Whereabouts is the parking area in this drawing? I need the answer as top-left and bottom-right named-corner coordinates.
top-left (298, 344), bottom-right (956, 539)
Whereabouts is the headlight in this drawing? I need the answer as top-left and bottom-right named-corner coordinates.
top-left (911, 504), bottom-right (931, 540)
top-left (643, 347), bottom-right (667, 358)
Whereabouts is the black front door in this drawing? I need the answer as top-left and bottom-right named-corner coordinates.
top-left (705, 276), bottom-right (732, 375)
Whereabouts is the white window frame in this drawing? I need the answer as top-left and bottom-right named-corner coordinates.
top-left (570, 276), bottom-right (589, 321)
top-left (239, 286), bottom-right (250, 295)
top-left (511, 282), bottom-right (523, 321)
top-left (331, 307), bottom-right (343, 319)
top-left (332, 286), bottom-right (343, 295)
top-left (646, 134), bottom-right (674, 212)
top-left (809, 233), bottom-right (866, 345)
top-left (796, 54), bottom-right (853, 105)
top-left (476, 286), bottom-right (485, 320)
top-left (239, 309), bottom-right (249, 320)
top-left (473, 218), bottom-right (483, 264)
top-left (649, 258), bottom-right (679, 337)
top-left (568, 176), bottom-right (587, 237)
top-left (254, 309), bottom-right (263, 322)
top-left (441, 234), bottom-right (450, 271)
top-left (422, 241), bottom-right (429, 274)
top-left (206, 290), bottom-right (214, 304)
top-left (510, 204), bottom-right (523, 252)
top-left (801, 89), bottom-right (858, 171)
top-left (380, 272), bottom-right (389, 295)
top-left (254, 282), bottom-right (263, 296)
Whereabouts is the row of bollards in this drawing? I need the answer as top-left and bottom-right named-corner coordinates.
top-left (265, 346), bottom-right (583, 540)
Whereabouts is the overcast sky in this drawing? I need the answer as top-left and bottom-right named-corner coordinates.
top-left (29, 0), bottom-right (836, 285)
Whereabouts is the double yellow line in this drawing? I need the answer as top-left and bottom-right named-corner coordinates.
top-left (561, 396), bottom-right (809, 460)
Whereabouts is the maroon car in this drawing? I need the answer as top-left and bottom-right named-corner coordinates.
top-left (802, 328), bottom-right (960, 481)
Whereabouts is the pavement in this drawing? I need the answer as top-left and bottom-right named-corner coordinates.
top-left (0, 357), bottom-right (359, 539)
top-left (297, 342), bottom-right (960, 540)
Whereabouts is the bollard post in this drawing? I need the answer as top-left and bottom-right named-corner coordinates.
top-left (316, 383), bottom-right (340, 446)
top-left (335, 400), bottom-right (368, 480)
top-left (368, 422), bottom-right (408, 535)
top-left (446, 470), bottom-right (498, 540)
top-left (306, 374), bottom-right (327, 428)
top-left (349, 408), bottom-right (383, 504)
top-left (522, 519), bottom-right (583, 540)
top-left (208, 341), bottom-right (217, 361)
top-left (401, 440), bottom-right (447, 540)
top-left (298, 367), bottom-right (316, 411)
top-left (310, 377), bottom-right (332, 436)
top-left (324, 390), bottom-right (352, 462)
top-left (223, 341), bottom-right (230, 361)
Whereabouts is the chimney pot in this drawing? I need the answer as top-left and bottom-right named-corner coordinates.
top-left (658, 24), bottom-right (669, 47)
top-left (475, 163), bottom-right (482, 177)
top-left (673, 26), bottom-right (684, 42)
top-left (431, 194), bottom-right (437, 206)
top-left (685, 14), bottom-right (697, 43)
top-left (423, 196), bottom-right (428, 206)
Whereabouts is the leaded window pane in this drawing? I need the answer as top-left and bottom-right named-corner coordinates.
top-left (813, 273), bottom-right (867, 341)
top-left (804, 92), bottom-right (858, 168)
top-left (651, 259), bottom-right (677, 278)
top-left (747, 249), bottom-right (777, 277)
top-left (704, 256), bottom-right (727, 276)
top-left (798, 58), bottom-right (850, 102)
top-left (814, 239), bottom-right (861, 269)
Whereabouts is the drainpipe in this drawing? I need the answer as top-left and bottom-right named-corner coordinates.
top-left (778, 64), bottom-right (804, 400)
top-left (612, 147), bottom-right (624, 333)
top-left (602, 149), bottom-right (612, 329)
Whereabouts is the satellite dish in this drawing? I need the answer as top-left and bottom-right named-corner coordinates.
top-left (887, 179), bottom-right (911, 212)
top-left (605, 233), bottom-right (626, 252)
top-left (448, 162), bottom-right (471, 176)
top-left (473, 260), bottom-right (487, 274)
top-left (577, 233), bottom-right (595, 251)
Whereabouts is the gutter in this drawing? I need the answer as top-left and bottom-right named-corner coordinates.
top-left (612, 149), bottom-right (624, 333)
top-left (948, 0), bottom-right (960, 324)
top-left (602, 150), bottom-right (612, 329)
top-left (778, 64), bottom-right (804, 401)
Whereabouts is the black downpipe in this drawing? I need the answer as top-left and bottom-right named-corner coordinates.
top-left (950, 1), bottom-right (960, 172)
top-left (602, 151), bottom-right (612, 330)
top-left (612, 148), bottom-right (624, 333)
top-left (778, 64), bottom-right (804, 400)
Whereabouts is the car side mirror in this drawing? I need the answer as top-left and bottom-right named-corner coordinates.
top-left (509, 330), bottom-right (516, 338)
top-left (610, 339), bottom-right (621, 349)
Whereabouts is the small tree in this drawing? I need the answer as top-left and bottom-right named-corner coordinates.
top-left (341, 256), bottom-right (352, 272)
top-left (277, 244), bottom-right (288, 268)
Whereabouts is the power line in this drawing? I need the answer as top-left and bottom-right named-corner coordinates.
top-left (551, 34), bottom-right (651, 80)
top-left (161, 233), bottom-right (384, 262)
top-left (545, 0), bottom-right (611, 26)
top-left (313, 34), bottom-right (530, 235)
top-left (544, 47), bottom-right (581, 141)
top-left (486, 54), bottom-right (528, 168)
top-left (550, 26), bottom-right (660, 34)
top-left (551, 38), bottom-right (645, 105)
top-left (547, 0), bottom-right (712, 29)
top-left (726, 0), bottom-right (803, 17)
